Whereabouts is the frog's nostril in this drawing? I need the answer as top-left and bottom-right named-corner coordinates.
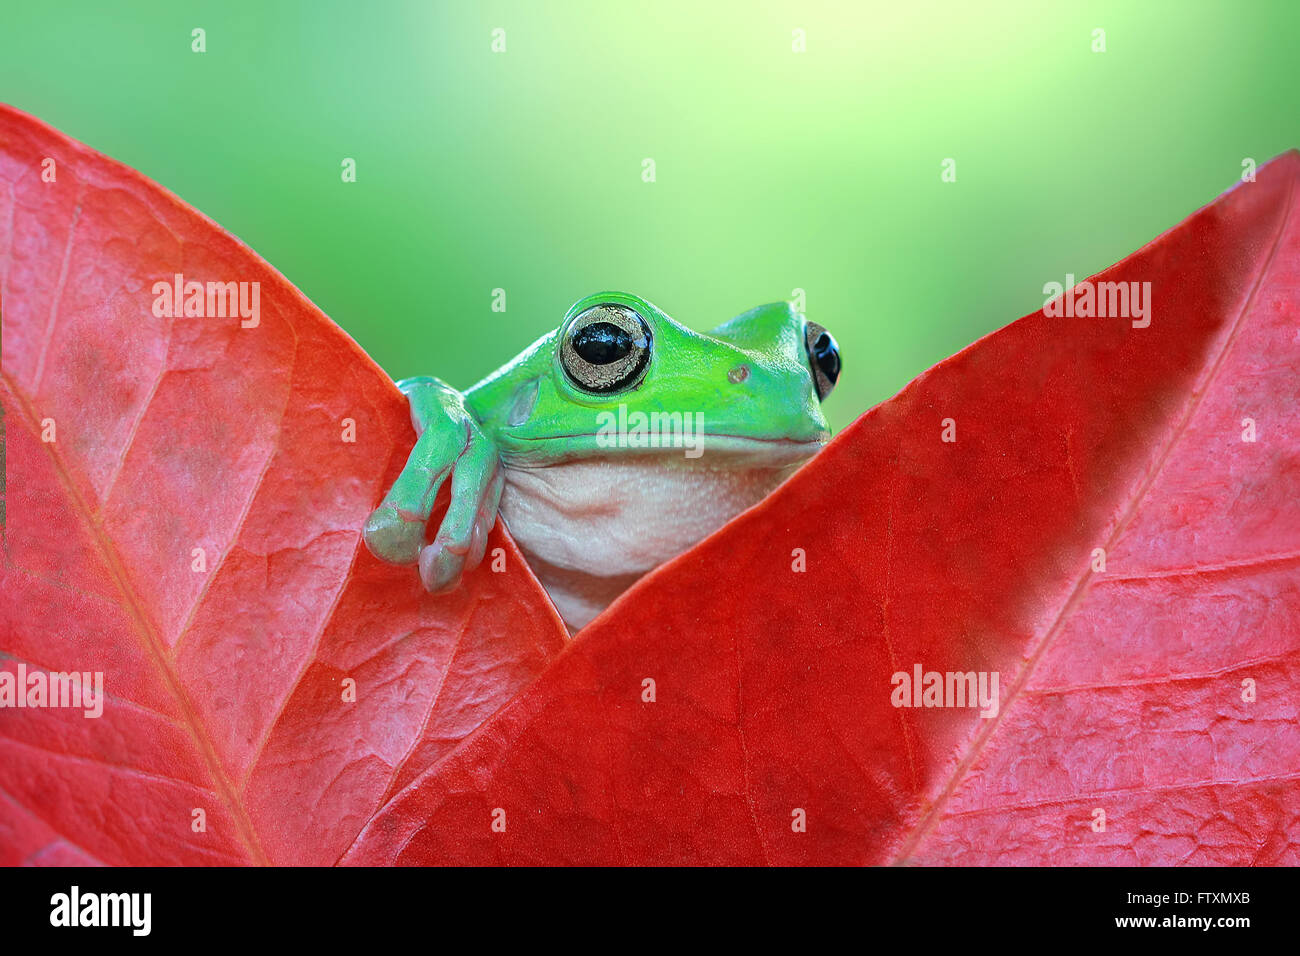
top-left (727, 364), bottom-right (750, 384)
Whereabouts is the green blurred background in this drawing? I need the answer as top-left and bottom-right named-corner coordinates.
top-left (2, 0), bottom-right (1297, 432)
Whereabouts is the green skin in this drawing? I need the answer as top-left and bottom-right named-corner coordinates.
top-left (363, 291), bottom-right (839, 629)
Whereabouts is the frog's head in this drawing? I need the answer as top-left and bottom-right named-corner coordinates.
top-left (484, 291), bottom-right (840, 467)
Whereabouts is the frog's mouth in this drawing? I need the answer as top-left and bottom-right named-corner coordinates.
top-left (501, 431), bottom-right (828, 469)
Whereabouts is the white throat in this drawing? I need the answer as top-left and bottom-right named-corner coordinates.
top-left (499, 455), bottom-right (804, 631)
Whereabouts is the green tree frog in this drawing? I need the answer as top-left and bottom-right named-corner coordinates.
top-left (363, 291), bottom-right (841, 631)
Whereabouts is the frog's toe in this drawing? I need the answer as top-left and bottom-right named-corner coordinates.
top-left (466, 512), bottom-right (492, 570)
top-left (363, 503), bottom-right (426, 565)
top-left (471, 470), bottom-right (505, 563)
top-left (419, 513), bottom-right (494, 591)
top-left (418, 538), bottom-right (454, 590)
top-left (418, 538), bottom-right (467, 592)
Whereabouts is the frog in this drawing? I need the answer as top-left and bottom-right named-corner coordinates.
top-left (363, 291), bottom-right (841, 631)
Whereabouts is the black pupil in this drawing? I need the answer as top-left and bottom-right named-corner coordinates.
top-left (573, 322), bottom-right (633, 365)
top-left (813, 332), bottom-right (840, 383)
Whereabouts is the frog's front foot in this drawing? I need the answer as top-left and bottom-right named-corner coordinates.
top-left (414, 455), bottom-right (504, 591)
top-left (363, 377), bottom-right (505, 592)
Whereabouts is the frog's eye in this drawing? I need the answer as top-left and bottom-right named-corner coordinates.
top-left (804, 320), bottom-right (840, 402)
top-left (560, 303), bottom-right (653, 393)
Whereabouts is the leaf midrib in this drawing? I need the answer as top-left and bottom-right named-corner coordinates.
top-left (1, 374), bottom-right (271, 865)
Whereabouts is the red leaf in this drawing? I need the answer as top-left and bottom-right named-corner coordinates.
top-left (0, 106), bottom-right (568, 866)
top-left (342, 152), bottom-right (1300, 865)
